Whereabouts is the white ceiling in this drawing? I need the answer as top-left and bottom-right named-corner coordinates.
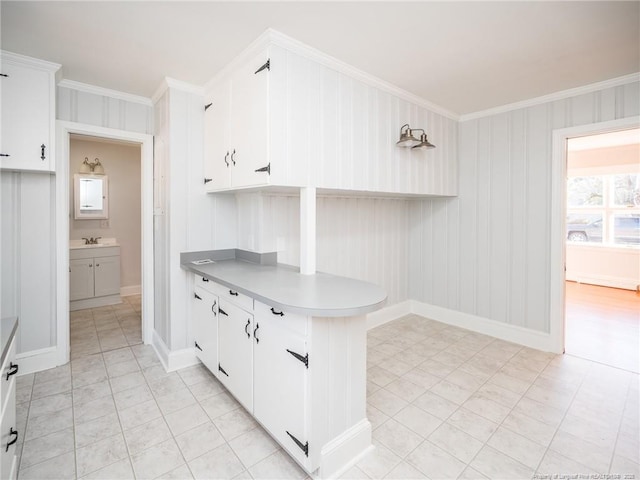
top-left (2, 1), bottom-right (638, 116)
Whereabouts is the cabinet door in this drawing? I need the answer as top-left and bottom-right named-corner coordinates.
top-left (93, 255), bottom-right (120, 297)
top-left (217, 299), bottom-right (253, 411)
top-left (69, 258), bottom-right (94, 301)
top-left (0, 61), bottom-right (53, 171)
top-left (229, 52), bottom-right (270, 188)
top-left (204, 83), bottom-right (232, 192)
top-left (254, 315), bottom-right (308, 466)
top-left (0, 380), bottom-right (17, 480)
top-left (192, 286), bottom-right (218, 372)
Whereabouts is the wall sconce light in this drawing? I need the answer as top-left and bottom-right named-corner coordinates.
top-left (396, 124), bottom-right (436, 150)
top-left (79, 157), bottom-right (105, 174)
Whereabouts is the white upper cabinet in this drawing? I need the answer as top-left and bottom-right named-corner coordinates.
top-left (0, 52), bottom-right (60, 172)
top-left (203, 32), bottom-right (458, 197)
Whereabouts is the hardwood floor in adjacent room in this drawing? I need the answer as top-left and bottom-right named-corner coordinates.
top-left (565, 281), bottom-right (640, 373)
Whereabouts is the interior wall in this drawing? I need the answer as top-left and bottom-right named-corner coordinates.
top-left (409, 81), bottom-right (640, 334)
top-left (69, 138), bottom-right (142, 290)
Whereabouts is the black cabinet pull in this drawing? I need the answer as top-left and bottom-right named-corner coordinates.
top-left (195, 342), bottom-right (203, 351)
top-left (194, 293), bottom-right (202, 300)
top-left (244, 319), bottom-right (251, 338)
top-left (211, 301), bottom-right (217, 315)
top-left (231, 149), bottom-right (236, 165)
top-left (229, 290), bottom-right (238, 296)
top-left (253, 322), bottom-right (260, 343)
top-left (204, 178), bottom-right (212, 184)
top-left (286, 349), bottom-right (309, 368)
top-left (201, 277), bottom-right (209, 283)
top-left (5, 363), bottom-right (18, 380)
top-left (218, 364), bottom-right (228, 377)
top-left (270, 308), bottom-right (284, 316)
top-left (6, 428), bottom-right (17, 452)
top-left (40, 144), bottom-right (46, 161)
top-left (219, 308), bottom-right (228, 316)
top-left (286, 431), bottom-right (308, 457)
top-left (224, 152), bottom-right (229, 167)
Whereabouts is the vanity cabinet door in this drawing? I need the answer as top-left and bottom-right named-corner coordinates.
top-left (192, 286), bottom-right (218, 372)
top-left (217, 299), bottom-right (253, 411)
top-left (0, 54), bottom-right (57, 172)
top-left (93, 256), bottom-right (120, 297)
top-left (69, 259), bottom-right (94, 301)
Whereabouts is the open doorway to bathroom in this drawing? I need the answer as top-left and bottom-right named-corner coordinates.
top-left (564, 128), bottom-right (640, 373)
top-left (68, 135), bottom-right (143, 358)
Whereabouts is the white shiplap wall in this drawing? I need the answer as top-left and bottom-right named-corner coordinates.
top-left (237, 193), bottom-right (410, 306)
top-left (409, 81), bottom-right (640, 334)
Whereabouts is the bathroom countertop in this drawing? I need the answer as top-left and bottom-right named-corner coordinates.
top-left (1, 317), bottom-right (18, 368)
top-left (70, 237), bottom-right (119, 249)
top-left (181, 249), bottom-right (387, 317)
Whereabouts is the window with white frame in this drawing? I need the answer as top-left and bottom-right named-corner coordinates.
top-left (566, 173), bottom-right (640, 246)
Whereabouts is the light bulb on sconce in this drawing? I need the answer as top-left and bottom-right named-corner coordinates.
top-left (80, 157), bottom-right (105, 174)
top-left (395, 124), bottom-right (436, 150)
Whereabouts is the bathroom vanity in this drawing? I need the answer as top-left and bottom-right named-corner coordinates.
top-left (182, 249), bottom-right (386, 478)
top-left (69, 239), bottom-right (121, 310)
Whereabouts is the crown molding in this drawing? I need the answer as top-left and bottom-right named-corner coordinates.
top-left (459, 73), bottom-right (640, 122)
top-left (205, 28), bottom-right (459, 121)
top-left (58, 79), bottom-right (153, 107)
top-left (152, 77), bottom-right (204, 104)
top-left (1, 50), bottom-right (61, 72)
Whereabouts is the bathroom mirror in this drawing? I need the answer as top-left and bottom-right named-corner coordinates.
top-left (74, 174), bottom-right (109, 219)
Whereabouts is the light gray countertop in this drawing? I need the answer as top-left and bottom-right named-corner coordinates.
top-left (1, 317), bottom-right (18, 368)
top-left (181, 250), bottom-right (387, 317)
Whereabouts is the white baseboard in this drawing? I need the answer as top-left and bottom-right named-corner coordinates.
top-left (121, 285), bottom-right (142, 297)
top-left (366, 300), bottom-right (412, 330)
top-left (566, 273), bottom-right (639, 291)
top-left (366, 300), bottom-right (559, 353)
top-left (318, 419), bottom-right (373, 479)
top-left (70, 294), bottom-right (121, 311)
top-left (16, 346), bottom-right (59, 375)
top-left (151, 330), bottom-right (200, 373)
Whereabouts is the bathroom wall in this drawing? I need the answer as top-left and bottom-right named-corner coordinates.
top-left (69, 138), bottom-right (142, 292)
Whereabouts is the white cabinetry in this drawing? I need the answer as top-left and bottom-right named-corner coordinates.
top-left (192, 284), bottom-right (218, 372)
top-left (0, 51), bottom-right (60, 172)
top-left (69, 246), bottom-right (121, 310)
top-left (203, 33), bottom-right (457, 196)
top-left (0, 330), bottom-right (19, 480)
top-left (204, 51), bottom-right (270, 192)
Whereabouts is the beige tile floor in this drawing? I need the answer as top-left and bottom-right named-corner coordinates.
top-left (15, 312), bottom-right (640, 479)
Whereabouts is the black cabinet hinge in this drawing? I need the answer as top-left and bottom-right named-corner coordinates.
top-left (205, 102), bottom-right (212, 111)
top-left (194, 342), bottom-right (203, 351)
top-left (255, 163), bottom-right (270, 175)
top-left (204, 178), bottom-right (212, 184)
top-left (0, 73), bottom-right (8, 78)
top-left (286, 349), bottom-right (309, 368)
top-left (286, 431), bottom-right (308, 457)
top-left (218, 363), bottom-right (229, 376)
top-left (219, 307), bottom-right (228, 316)
top-left (255, 59), bottom-right (270, 74)
top-left (194, 293), bottom-right (202, 300)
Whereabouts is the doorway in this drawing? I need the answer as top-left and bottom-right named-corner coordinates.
top-left (550, 118), bottom-right (640, 372)
top-left (55, 121), bottom-right (154, 366)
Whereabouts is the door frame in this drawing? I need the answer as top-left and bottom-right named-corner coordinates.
top-left (549, 115), bottom-right (640, 354)
top-left (55, 121), bottom-right (154, 365)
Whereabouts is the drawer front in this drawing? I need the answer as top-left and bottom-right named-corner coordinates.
top-left (194, 274), bottom-right (218, 295)
top-left (219, 287), bottom-right (253, 312)
top-left (0, 339), bottom-right (17, 415)
top-left (254, 301), bottom-right (307, 336)
top-left (0, 379), bottom-right (17, 480)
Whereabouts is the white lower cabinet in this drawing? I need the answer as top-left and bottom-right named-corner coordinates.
top-left (0, 334), bottom-right (19, 480)
top-left (69, 246), bottom-right (121, 310)
top-left (217, 299), bottom-right (253, 411)
top-left (192, 286), bottom-right (218, 373)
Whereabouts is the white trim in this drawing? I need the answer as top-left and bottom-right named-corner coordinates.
top-left (205, 28), bottom-right (458, 120)
top-left (300, 187), bottom-right (317, 275)
top-left (56, 121), bottom-right (155, 366)
top-left (151, 330), bottom-right (199, 373)
top-left (16, 347), bottom-right (58, 376)
top-left (411, 301), bottom-right (558, 353)
top-left (57, 79), bottom-right (153, 107)
top-left (551, 116), bottom-right (640, 355)
top-left (460, 73), bottom-right (640, 121)
top-left (151, 77), bottom-right (204, 104)
top-left (121, 285), bottom-right (142, 297)
top-left (366, 300), bottom-right (412, 330)
top-left (317, 419), bottom-right (373, 480)
top-left (566, 274), bottom-right (639, 291)
top-left (70, 294), bottom-right (122, 312)
top-left (0, 50), bottom-right (61, 72)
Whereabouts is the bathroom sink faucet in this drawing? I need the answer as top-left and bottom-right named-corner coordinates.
top-left (82, 237), bottom-right (102, 245)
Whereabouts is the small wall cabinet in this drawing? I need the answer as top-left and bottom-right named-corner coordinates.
top-left (0, 322), bottom-right (19, 480)
top-left (69, 246), bottom-right (121, 310)
top-left (0, 51), bottom-right (60, 172)
top-left (74, 174), bottom-right (109, 220)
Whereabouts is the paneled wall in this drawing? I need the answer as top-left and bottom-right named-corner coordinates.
top-left (409, 81), bottom-right (640, 334)
top-left (57, 85), bottom-right (153, 135)
top-left (236, 193), bottom-right (410, 306)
